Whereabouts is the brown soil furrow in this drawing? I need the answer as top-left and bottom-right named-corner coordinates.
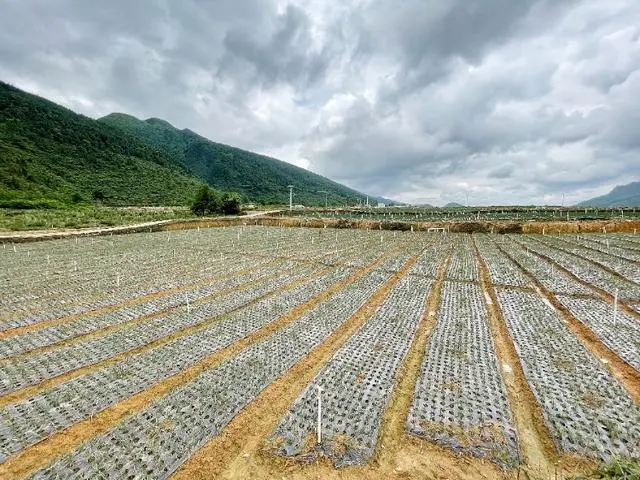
top-left (0, 249), bottom-right (398, 480)
top-left (473, 235), bottom-right (559, 478)
top-left (495, 241), bottom-right (640, 405)
top-left (0, 265), bottom-right (328, 409)
top-left (511, 237), bottom-right (640, 322)
top-left (0, 265), bottom-right (292, 363)
top-left (0, 258), bottom-right (276, 338)
top-left (170, 247), bottom-right (429, 480)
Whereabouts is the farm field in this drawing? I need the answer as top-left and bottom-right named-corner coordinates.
top-left (278, 206), bottom-right (640, 223)
top-left (0, 227), bottom-right (639, 479)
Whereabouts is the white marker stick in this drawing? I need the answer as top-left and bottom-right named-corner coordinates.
top-left (316, 385), bottom-right (324, 444)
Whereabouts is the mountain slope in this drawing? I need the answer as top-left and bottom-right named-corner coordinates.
top-left (0, 82), bottom-right (204, 207)
top-left (578, 181), bottom-right (640, 207)
top-left (100, 113), bottom-right (367, 206)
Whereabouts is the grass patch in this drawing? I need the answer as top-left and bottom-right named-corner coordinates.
top-left (0, 206), bottom-right (194, 231)
top-left (569, 458), bottom-right (640, 479)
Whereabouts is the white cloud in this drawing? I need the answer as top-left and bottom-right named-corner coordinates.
top-left (0, 0), bottom-right (638, 204)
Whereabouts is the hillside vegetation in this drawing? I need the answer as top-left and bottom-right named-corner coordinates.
top-left (0, 82), bottom-right (204, 207)
top-left (578, 181), bottom-right (640, 207)
top-left (100, 113), bottom-right (366, 206)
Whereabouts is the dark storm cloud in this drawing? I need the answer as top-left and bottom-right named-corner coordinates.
top-left (0, 0), bottom-right (638, 204)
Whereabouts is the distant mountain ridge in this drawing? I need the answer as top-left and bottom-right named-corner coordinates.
top-left (99, 113), bottom-right (369, 206)
top-left (0, 82), bottom-right (203, 207)
top-left (578, 181), bottom-right (640, 207)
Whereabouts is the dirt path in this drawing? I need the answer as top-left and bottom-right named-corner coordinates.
top-left (0, 210), bottom-right (282, 244)
top-left (472, 236), bottom-right (559, 478)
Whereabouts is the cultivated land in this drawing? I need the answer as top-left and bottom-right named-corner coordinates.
top-left (0, 227), bottom-right (639, 479)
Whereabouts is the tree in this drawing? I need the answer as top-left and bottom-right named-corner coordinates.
top-left (220, 191), bottom-right (241, 215)
top-left (191, 186), bottom-right (241, 216)
top-left (191, 185), bottom-right (215, 215)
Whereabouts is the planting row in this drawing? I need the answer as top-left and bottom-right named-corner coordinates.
top-left (0, 260), bottom-right (292, 358)
top-left (445, 235), bottom-right (478, 282)
top-left (492, 237), bottom-right (593, 296)
top-left (27, 255), bottom-right (404, 479)
top-left (534, 235), bottom-right (640, 285)
top-left (514, 236), bottom-right (640, 301)
top-left (565, 235), bottom-right (640, 263)
top-left (0, 264), bottom-right (357, 461)
top-left (0, 264), bottom-right (320, 395)
top-left (0, 226), bottom-right (373, 311)
top-left (497, 289), bottom-right (640, 460)
top-left (556, 295), bottom-right (640, 371)
top-left (269, 274), bottom-right (433, 466)
top-left (407, 281), bottom-right (519, 466)
top-left (474, 235), bottom-right (529, 287)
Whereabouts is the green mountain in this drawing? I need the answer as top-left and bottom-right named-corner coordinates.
top-left (99, 113), bottom-right (367, 206)
top-left (0, 82), bottom-right (205, 207)
top-left (578, 181), bottom-right (640, 207)
top-left (444, 202), bottom-right (465, 208)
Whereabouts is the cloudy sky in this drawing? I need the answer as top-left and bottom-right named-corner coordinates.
top-left (1, 0), bottom-right (639, 205)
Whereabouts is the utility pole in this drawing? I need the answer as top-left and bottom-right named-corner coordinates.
top-left (288, 185), bottom-right (294, 211)
top-left (318, 190), bottom-right (329, 209)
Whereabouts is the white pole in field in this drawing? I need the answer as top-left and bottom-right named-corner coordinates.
top-left (613, 289), bottom-right (618, 326)
top-left (288, 185), bottom-right (294, 211)
top-left (316, 385), bottom-right (324, 444)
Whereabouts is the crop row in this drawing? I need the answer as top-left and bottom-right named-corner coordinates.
top-left (408, 241), bottom-right (451, 277)
top-left (0, 264), bottom-right (320, 396)
top-left (474, 235), bottom-right (529, 287)
top-left (407, 281), bottom-right (519, 467)
top-left (534, 235), bottom-right (640, 285)
top-left (565, 235), bottom-right (640, 263)
top-left (269, 274), bottom-right (433, 466)
top-left (556, 295), bottom-right (640, 371)
top-left (572, 234), bottom-right (640, 255)
top-left (0, 264), bottom-right (356, 461)
top-left (27, 255), bottom-right (404, 479)
top-left (0, 227), bottom-right (398, 327)
top-left (445, 235), bottom-right (478, 282)
top-left (0, 260), bottom-right (292, 359)
top-left (492, 237), bottom-right (593, 295)
top-left (496, 289), bottom-right (640, 460)
top-left (0, 227), bottom-right (362, 308)
top-left (514, 236), bottom-right (640, 301)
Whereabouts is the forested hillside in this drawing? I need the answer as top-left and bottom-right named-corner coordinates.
top-left (100, 113), bottom-right (366, 206)
top-left (0, 82), bottom-right (204, 207)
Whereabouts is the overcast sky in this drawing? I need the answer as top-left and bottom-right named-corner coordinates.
top-left (1, 0), bottom-right (639, 205)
